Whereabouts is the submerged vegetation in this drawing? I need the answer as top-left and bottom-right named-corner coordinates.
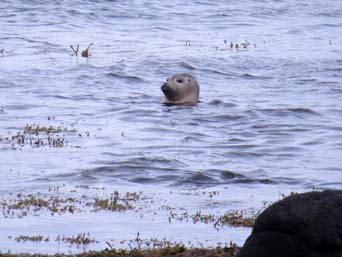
top-left (56, 233), bottom-right (97, 246)
top-left (0, 187), bottom-right (297, 254)
top-left (12, 233), bottom-right (97, 246)
top-left (24, 124), bottom-right (77, 134)
top-left (225, 40), bottom-right (254, 50)
top-left (0, 189), bottom-right (142, 218)
top-left (14, 235), bottom-right (48, 243)
top-left (167, 209), bottom-right (255, 228)
top-left (0, 244), bottom-right (239, 257)
top-left (0, 120), bottom-right (91, 149)
top-left (70, 42), bottom-right (93, 58)
top-left (215, 210), bottom-right (255, 227)
top-left (0, 186), bottom-right (297, 254)
top-left (93, 191), bottom-right (139, 211)
top-left (0, 185), bottom-right (257, 227)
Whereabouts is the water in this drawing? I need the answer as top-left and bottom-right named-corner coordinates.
top-left (0, 0), bottom-right (342, 253)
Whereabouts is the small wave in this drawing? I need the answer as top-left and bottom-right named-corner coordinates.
top-left (207, 100), bottom-right (237, 107)
top-left (205, 13), bottom-right (233, 18)
top-left (172, 169), bottom-right (279, 186)
top-left (313, 9), bottom-right (342, 18)
top-left (220, 170), bottom-right (245, 179)
top-left (82, 156), bottom-right (186, 179)
top-left (179, 62), bottom-right (235, 76)
top-left (234, 178), bottom-right (276, 184)
top-left (106, 72), bottom-right (145, 82)
top-left (179, 61), bottom-right (196, 70)
top-left (295, 78), bottom-right (317, 85)
top-left (193, 114), bottom-right (243, 123)
top-left (2, 36), bottom-right (60, 47)
top-left (4, 103), bottom-right (43, 110)
top-left (129, 174), bottom-right (180, 184)
top-left (178, 173), bottom-right (221, 185)
top-left (40, 94), bottom-right (72, 100)
top-left (324, 68), bottom-right (342, 72)
top-left (208, 99), bottom-right (223, 105)
top-left (81, 164), bottom-right (284, 187)
top-left (286, 108), bottom-right (318, 115)
top-left (240, 73), bottom-right (273, 80)
top-left (258, 107), bottom-right (319, 117)
top-left (117, 108), bottom-right (159, 117)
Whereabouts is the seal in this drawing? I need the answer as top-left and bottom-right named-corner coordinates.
top-left (161, 73), bottom-right (200, 105)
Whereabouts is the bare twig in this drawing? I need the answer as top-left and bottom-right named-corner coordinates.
top-left (86, 42), bottom-right (94, 50)
top-left (70, 45), bottom-right (79, 56)
top-left (106, 241), bottom-right (114, 250)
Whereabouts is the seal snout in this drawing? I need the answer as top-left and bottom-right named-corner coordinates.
top-left (161, 83), bottom-right (168, 93)
top-left (161, 82), bottom-right (176, 99)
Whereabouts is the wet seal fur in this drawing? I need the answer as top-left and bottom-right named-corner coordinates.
top-left (161, 73), bottom-right (199, 105)
top-left (236, 190), bottom-right (342, 257)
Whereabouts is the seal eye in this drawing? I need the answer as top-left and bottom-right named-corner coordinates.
top-left (177, 79), bottom-right (184, 83)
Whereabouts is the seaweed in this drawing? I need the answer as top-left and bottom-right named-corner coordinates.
top-left (0, 245), bottom-right (238, 257)
top-left (81, 42), bottom-right (93, 58)
top-left (0, 190), bottom-right (142, 218)
top-left (70, 43), bottom-right (93, 58)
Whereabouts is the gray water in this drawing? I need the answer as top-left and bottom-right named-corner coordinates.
top-left (0, 0), bottom-right (342, 253)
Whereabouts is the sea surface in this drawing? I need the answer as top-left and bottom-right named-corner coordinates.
top-left (0, 0), bottom-right (342, 253)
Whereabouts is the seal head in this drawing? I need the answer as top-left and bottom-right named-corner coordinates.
top-left (161, 73), bottom-right (200, 105)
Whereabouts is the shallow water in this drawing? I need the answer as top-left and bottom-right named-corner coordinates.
top-left (0, 0), bottom-right (342, 253)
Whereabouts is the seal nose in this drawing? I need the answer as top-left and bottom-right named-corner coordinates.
top-left (161, 83), bottom-right (168, 93)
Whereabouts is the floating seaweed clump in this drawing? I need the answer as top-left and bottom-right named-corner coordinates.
top-left (12, 233), bottom-right (96, 246)
top-left (9, 195), bottom-right (49, 210)
top-left (24, 124), bottom-right (77, 134)
top-left (0, 123), bottom-right (81, 149)
top-left (1, 194), bottom-right (79, 218)
top-left (0, 190), bottom-right (142, 218)
top-left (56, 233), bottom-right (97, 246)
top-left (70, 42), bottom-right (93, 58)
top-left (92, 191), bottom-right (143, 212)
top-left (15, 235), bottom-right (49, 243)
top-left (214, 210), bottom-right (255, 228)
top-left (167, 209), bottom-right (255, 228)
top-left (0, 245), bottom-right (238, 257)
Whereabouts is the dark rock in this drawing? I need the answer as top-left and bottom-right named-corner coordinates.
top-left (236, 190), bottom-right (342, 257)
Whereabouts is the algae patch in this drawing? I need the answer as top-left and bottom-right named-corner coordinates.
top-left (0, 121), bottom-right (92, 149)
top-left (0, 245), bottom-right (238, 257)
top-left (0, 189), bottom-right (143, 218)
top-left (166, 208), bottom-right (255, 228)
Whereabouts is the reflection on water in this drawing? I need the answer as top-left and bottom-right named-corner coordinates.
top-left (0, 0), bottom-right (342, 253)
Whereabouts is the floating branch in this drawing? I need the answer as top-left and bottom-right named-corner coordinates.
top-left (227, 40), bottom-right (254, 50)
top-left (240, 40), bottom-right (250, 48)
top-left (82, 42), bottom-right (93, 58)
top-left (70, 45), bottom-right (79, 56)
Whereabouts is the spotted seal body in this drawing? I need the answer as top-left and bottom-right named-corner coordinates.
top-left (161, 73), bottom-right (199, 105)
